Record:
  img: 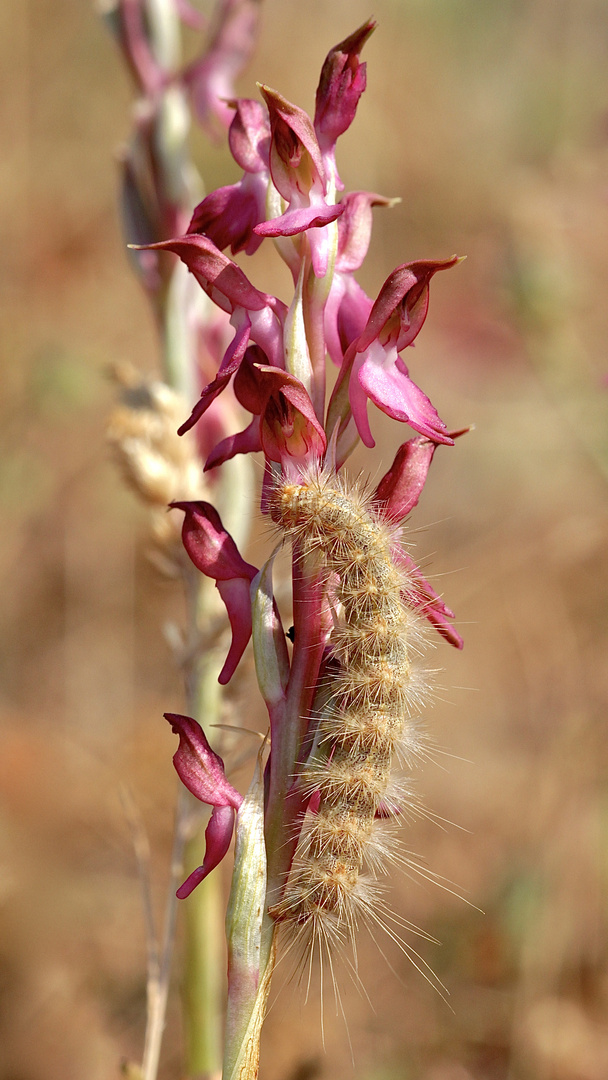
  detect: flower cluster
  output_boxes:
[146,19,464,900]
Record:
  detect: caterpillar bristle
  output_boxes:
[270,466,440,980]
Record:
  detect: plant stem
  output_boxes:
[183,831,224,1080]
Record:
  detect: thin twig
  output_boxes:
[120,784,160,993]
[141,785,192,1080]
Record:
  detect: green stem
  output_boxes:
[183,831,224,1080]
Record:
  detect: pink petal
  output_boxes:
[176,804,236,898]
[374,437,437,522]
[355,345,453,445]
[254,202,344,238]
[314,20,376,152]
[216,576,255,683]
[228,98,270,172]
[171,500,258,581]
[165,713,243,807]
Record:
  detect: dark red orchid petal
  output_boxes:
[314,20,376,151]
[357,257,460,354]
[216,576,255,683]
[231,345,269,412]
[165,713,243,808]
[187,175,266,256]
[374,425,469,511]
[374,437,438,522]
[170,503,257,680]
[171,500,258,581]
[176,804,236,898]
[204,416,263,471]
[177,315,251,436]
[139,235,273,312]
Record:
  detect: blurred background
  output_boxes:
[1,0,608,1077]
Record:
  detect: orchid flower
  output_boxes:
[328,257,460,449]
[166,713,243,898]
[187,99,271,255]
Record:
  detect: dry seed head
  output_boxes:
[107,363,205,548]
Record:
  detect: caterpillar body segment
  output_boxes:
[270,470,429,939]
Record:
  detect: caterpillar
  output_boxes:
[269,468,430,950]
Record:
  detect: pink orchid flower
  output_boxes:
[330,257,460,448]
[253,87,344,278]
[171,499,258,683]
[187,99,271,255]
[204,347,327,473]
[165,713,243,897]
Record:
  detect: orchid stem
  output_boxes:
[183,825,224,1080]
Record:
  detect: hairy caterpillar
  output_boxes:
[269,468,430,951]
